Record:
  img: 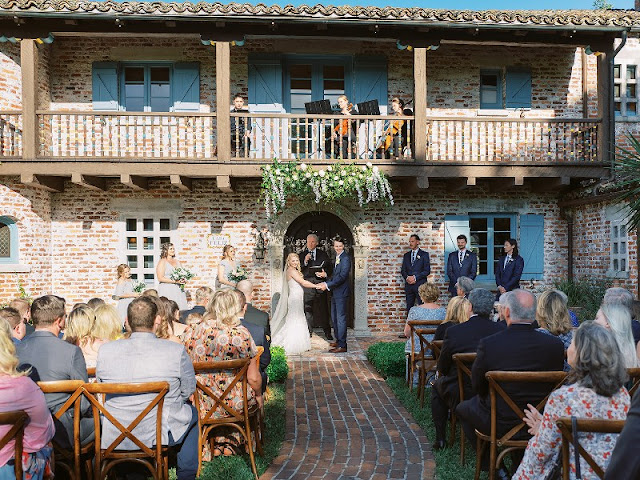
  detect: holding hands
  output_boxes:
[316,283,328,291]
[523,404,543,436]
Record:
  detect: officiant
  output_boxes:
[300,233,333,341]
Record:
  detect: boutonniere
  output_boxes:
[464,252,469,258]
[507,258,514,264]
[336,257,341,265]
[416,255,421,260]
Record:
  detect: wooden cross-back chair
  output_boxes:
[556,417,626,480]
[626,367,640,396]
[37,380,93,480]
[407,319,443,392]
[415,326,441,408]
[475,370,568,480]
[83,381,170,480]
[452,352,477,463]
[0,410,28,480]
[192,356,260,480]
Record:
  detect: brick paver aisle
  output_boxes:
[262,339,434,480]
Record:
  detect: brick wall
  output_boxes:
[0,42,21,110]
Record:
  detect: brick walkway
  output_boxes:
[261,333,434,480]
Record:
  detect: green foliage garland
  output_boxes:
[260,159,394,218]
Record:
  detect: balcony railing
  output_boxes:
[0,112,22,158]
[37,111,217,160]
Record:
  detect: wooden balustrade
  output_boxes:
[0,112,22,158]
[37,111,217,160]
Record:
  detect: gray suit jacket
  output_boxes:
[96,332,196,449]
[244,304,269,334]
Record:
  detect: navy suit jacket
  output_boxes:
[401,249,431,291]
[446,250,477,295]
[241,318,271,393]
[326,252,351,298]
[495,254,524,292]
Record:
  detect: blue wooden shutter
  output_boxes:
[506,68,532,108]
[172,63,200,112]
[248,55,284,112]
[520,214,544,280]
[353,56,388,113]
[444,215,470,281]
[92,62,119,111]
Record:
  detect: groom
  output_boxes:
[318,236,351,353]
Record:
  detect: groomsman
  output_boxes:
[300,233,333,340]
[446,234,477,297]
[400,234,431,312]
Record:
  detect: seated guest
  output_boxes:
[17,295,94,447]
[536,290,574,371]
[602,287,639,344]
[237,280,270,335]
[8,298,34,337]
[93,304,124,341]
[96,297,198,480]
[0,308,26,345]
[435,296,471,342]
[86,297,105,310]
[632,300,640,345]
[156,297,186,342]
[185,312,203,326]
[403,282,447,355]
[593,303,639,368]
[455,276,475,298]
[142,288,159,298]
[431,288,505,449]
[179,286,213,323]
[0,319,55,478]
[514,322,630,479]
[182,289,262,458]
[456,289,564,477]
[63,305,104,368]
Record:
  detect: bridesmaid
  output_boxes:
[113,264,139,323]
[156,243,188,310]
[216,245,237,290]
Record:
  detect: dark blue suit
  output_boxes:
[495,254,524,295]
[326,252,351,349]
[241,318,271,393]
[446,249,477,296]
[401,249,431,311]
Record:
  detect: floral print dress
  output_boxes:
[182,320,257,457]
[513,384,630,480]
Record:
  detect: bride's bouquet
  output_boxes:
[228,266,248,283]
[170,267,195,291]
[132,281,147,294]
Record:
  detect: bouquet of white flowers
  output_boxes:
[228,266,248,283]
[133,281,147,294]
[170,267,195,291]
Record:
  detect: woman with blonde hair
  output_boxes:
[113,263,139,322]
[0,319,55,477]
[595,303,639,368]
[64,305,105,368]
[216,244,238,290]
[155,297,185,343]
[93,304,124,341]
[182,289,262,457]
[435,296,471,341]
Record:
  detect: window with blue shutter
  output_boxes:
[354,56,388,113]
[470,214,516,281]
[248,55,284,112]
[0,216,18,264]
[519,214,544,280]
[92,62,119,111]
[443,215,470,281]
[505,68,532,109]
[172,63,200,112]
[480,69,502,109]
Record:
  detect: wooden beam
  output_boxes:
[20,173,64,192]
[71,173,106,191]
[413,47,427,163]
[531,176,570,193]
[597,49,612,169]
[446,177,476,193]
[514,176,524,186]
[216,175,233,193]
[400,176,429,194]
[216,41,231,162]
[20,40,38,160]
[120,174,148,190]
[170,174,192,191]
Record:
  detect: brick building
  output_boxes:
[0,2,637,333]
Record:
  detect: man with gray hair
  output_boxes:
[455,276,475,298]
[299,233,332,340]
[179,286,213,323]
[430,288,505,449]
[456,289,564,478]
[602,286,640,344]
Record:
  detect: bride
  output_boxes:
[271,253,320,355]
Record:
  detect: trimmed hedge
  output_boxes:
[266,345,289,383]
[366,341,406,378]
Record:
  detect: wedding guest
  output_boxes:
[72,302,89,311]
[63,305,104,368]
[185,312,203,326]
[552,289,580,328]
[216,245,238,290]
[446,234,477,297]
[435,296,471,342]
[513,322,630,479]
[536,290,573,371]
[401,234,431,313]
[602,287,640,345]
[180,286,213,323]
[495,238,524,297]
[594,303,639,368]
[8,298,34,337]
[330,94,357,159]
[157,242,188,310]
[0,319,55,478]
[0,308,25,345]
[142,288,158,298]
[93,304,124,341]
[113,264,139,322]
[182,289,261,458]
[403,282,446,355]
[455,276,475,298]
[155,297,184,343]
[87,297,105,310]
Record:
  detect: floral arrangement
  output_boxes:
[170,267,195,291]
[261,159,394,218]
[228,267,249,283]
[133,281,147,294]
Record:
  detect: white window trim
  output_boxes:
[606,206,630,279]
[614,62,638,118]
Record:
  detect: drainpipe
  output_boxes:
[610,30,628,173]
[561,208,574,282]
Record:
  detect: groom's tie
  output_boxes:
[411,251,416,265]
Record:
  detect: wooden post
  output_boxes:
[216,41,231,162]
[597,50,612,169]
[21,39,38,160]
[414,47,427,162]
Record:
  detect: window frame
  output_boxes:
[479,69,503,110]
[469,213,517,282]
[119,62,174,113]
[0,216,18,264]
[608,216,630,278]
[614,62,638,118]
[123,216,175,286]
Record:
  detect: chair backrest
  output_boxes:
[407,319,443,359]
[452,353,477,402]
[431,340,444,362]
[486,370,568,445]
[0,410,28,479]
[86,367,96,379]
[192,357,253,424]
[556,417,626,480]
[627,367,640,396]
[82,381,169,459]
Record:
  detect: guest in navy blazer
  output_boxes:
[495,238,524,298]
[401,234,431,312]
[446,234,477,297]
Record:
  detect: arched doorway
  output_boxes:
[284,211,355,328]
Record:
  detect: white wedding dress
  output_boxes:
[271,276,311,355]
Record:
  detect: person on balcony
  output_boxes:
[330,95,357,159]
[230,94,251,158]
[376,97,407,159]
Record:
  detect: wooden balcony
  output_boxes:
[0,112,22,158]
